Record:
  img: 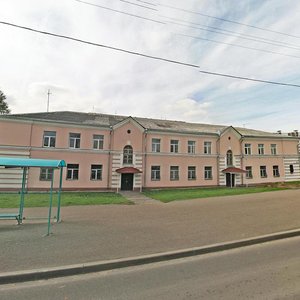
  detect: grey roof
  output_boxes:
[1,111,295,138]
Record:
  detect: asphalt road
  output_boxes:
[1,189,300,273]
[1,236,300,300]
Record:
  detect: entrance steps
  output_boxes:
[119,191,162,205]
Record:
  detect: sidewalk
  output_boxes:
[1,189,300,274]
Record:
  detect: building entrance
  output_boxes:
[121,173,134,190]
[226,173,235,187]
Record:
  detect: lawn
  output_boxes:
[0,192,131,208]
[143,186,287,203]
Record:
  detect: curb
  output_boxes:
[1,228,300,285]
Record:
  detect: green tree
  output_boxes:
[0,90,10,114]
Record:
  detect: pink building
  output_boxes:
[0,111,299,191]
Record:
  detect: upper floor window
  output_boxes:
[273,165,280,177]
[40,168,54,181]
[258,144,264,155]
[226,150,233,166]
[90,164,102,180]
[188,141,196,154]
[67,164,79,180]
[93,135,104,150]
[170,140,179,153]
[170,166,179,180]
[271,144,277,155]
[43,131,56,148]
[69,133,81,149]
[204,141,212,154]
[244,143,251,155]
[188,166,196,180]
[204,166,212,179]
[151,166,160,181]
[260,166,267,178]
[123,145,133,164]
[245,166,253,179]
[152,138,161,153]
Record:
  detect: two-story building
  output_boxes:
[0,111,299,191]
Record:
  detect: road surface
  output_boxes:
[1,236,300,299]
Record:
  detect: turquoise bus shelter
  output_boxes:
[0,157,66,235]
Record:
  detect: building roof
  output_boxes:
[222,167,247,174]
[0,111,296,139]
[116,167,142,173]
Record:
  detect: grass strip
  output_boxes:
[0,192,132,208]
[143,187,287,203]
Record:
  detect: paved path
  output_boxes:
[1,189,300,273]
[120,191,162,204]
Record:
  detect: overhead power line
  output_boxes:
[162,16,300,49]
[197,70,300,87]
[75,0,300,55]
[74,0,164,24]
[177,33,300,59]
[167,19,300,51]
[1,21,300,88]
[119,0,157,11]
[136,0,157,6]
[158,3,300,39]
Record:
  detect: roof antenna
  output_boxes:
[47,89,51,112]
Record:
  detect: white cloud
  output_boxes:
[0,0,299,132]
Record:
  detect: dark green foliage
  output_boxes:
[0,90,10,114]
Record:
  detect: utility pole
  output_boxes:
[47,89,51,112]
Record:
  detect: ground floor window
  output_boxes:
[188,166,196,180]
[40,168,53,181]
[91,164,102,180]
[67,164,79,180]
[245,166,253,179]
[204,166,212,180]
[260,166,267,178]
[170,166,179,180]
[151,166,160,181]
[290,164,294,174]
[273,165,280,177]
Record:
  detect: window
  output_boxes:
[170,166,179,180]
[69,133,81,149]
[260,166,267,178]
[123,145,133,164]
[188,141,196,154]
[90,164,102,180]
[273,165,280,177]
[93,135,104,150]
[188,166,196,180]
[226,150,233,166]
[43,131,56,147]
[244,143,251,155]
[271,144,277,155]
[152,139,161,153]
[204,166,212,179]
[40,168,53,181]
[204,141,212,154]
[245,166,253,179]
[67,164,79,180]
[170,140,179,153]
[151,166,160,181]
[290,164,294,174]
[258,144,264,155]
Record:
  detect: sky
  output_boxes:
[0,0,300,132]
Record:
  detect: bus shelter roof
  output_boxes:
[0,157,66,168]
